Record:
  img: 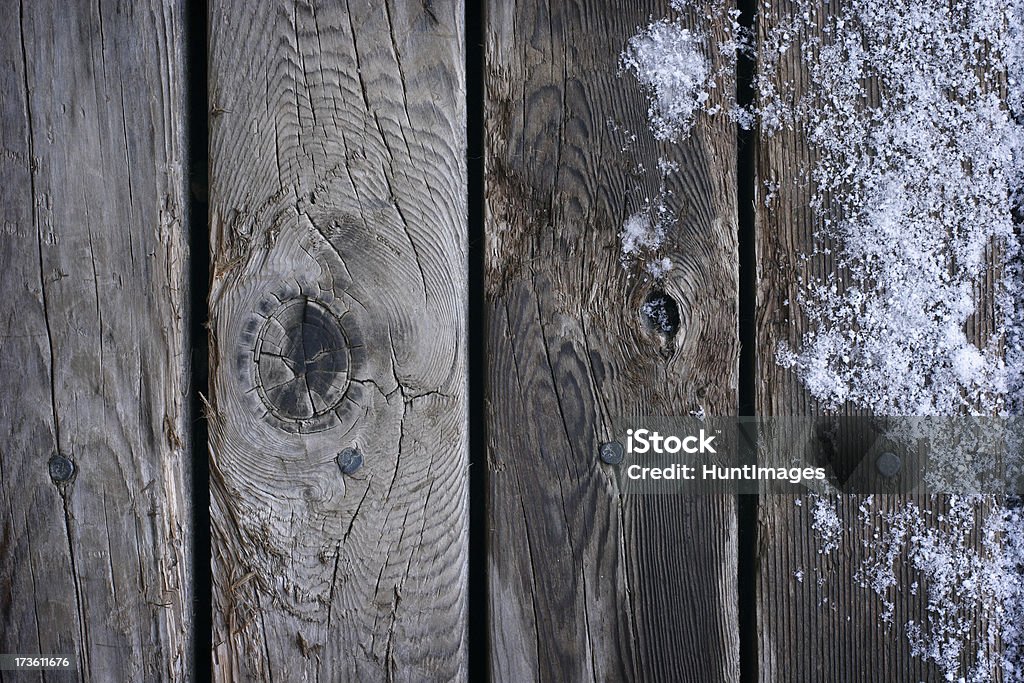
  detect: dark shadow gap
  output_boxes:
[466,0,489,680]
[736,0,759,682]
[183,0,211,677]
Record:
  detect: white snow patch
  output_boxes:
[766,0,1024,416]
[619,198,677,279]
[620,210,664,258]
[646,257,674,278]
[622,20,711,141]
[810,495,843,555]
[855,497,1024,681]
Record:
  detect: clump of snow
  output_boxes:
[620,209,665,258]
[620,201,676,279]
[646,257,674,278]
[810,494,843,555]
[622,0,752,141]
[622,20,711,141]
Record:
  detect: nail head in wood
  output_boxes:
[48,453,75,483]
[875,451,901,479]
[336,447,363,475]
[599,441,625,465]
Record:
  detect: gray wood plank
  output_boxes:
[753,2,1001,680]
[207,1,468,680]
[0,1,193,681]
[486,1,741,680]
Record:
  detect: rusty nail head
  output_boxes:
[875,451,901,479]
[337,447,363,475]
[599,441,625,465]
[48,454,75,483]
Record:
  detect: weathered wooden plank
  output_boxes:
[207,1,467,680]
[753,2,1003,680]
[0,1,193,681]
[486,1,740,680]
[750,4,939,679]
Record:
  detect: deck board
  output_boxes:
[207,1,468,680]
[485,2,741,680]
[0,2,194,680]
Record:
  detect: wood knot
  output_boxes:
[641,290,681,360]
[255,297,351,422]
[641,290,680,337]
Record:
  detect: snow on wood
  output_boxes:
[624,0,1024,679]
[622,19,712,141]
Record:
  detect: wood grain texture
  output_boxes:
[753,2,997,680]
[0,1,193,680]
[486,1,740,680]
[207,1,467,680]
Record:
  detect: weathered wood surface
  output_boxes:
[753,2,996,680]
[207,1,468,680]
[486,1,741,680]
[0,1,193,681]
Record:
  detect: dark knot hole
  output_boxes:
[641,290,680,338]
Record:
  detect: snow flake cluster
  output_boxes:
[853,498,1024,681]
[771,0,1024,417]
[621,0,750,142]
[619,202,673,278]
[622,20,711,141]
[618,0,749,281]
[810,494,842,555]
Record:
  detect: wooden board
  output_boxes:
[207,1,468,680]
[485,1,741,680]
[753,2,997,680]
[0,1,193,680]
